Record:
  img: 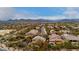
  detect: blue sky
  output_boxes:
[15,7,66,16]
[0,7,79,20]
[14,7,79,20]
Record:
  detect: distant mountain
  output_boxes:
[58,19,79,22]
[7,19,51,23]
[8,19,79,22]
[0,19,79,24]
[10,19,79,22]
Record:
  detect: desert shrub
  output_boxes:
[48,43,63,51]
[63,41,73,49]
[71,29,79,36]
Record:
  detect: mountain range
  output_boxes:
[0,19,79,24]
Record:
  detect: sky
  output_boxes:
[0,7,79,20]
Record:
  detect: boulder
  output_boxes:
[49,34,63,44]
[61,34,79,41]
[40,26,47,35]
[50,30,55,34]
[32,36,46,43]
[26,29,39,36]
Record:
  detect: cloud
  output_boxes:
[0,7,39,20]
[13,12,38,19]
[39,7,79,20]
[63,7,79,19]
[41,8,79,20]
[0,7,79,21]
[32,16,66,20]
[13,14,66,20]
[14,7,79,20]
[13,13,28,19]
[0,7,14,20]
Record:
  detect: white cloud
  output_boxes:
[13,13,38,19]
[13,14,66,20]
[0,7,39,20]
[13,13,28,19]
[0,7,14,20]
[32,16,66,20]
[63,7,79,19]
[0,7,79,21]
[40,7,79,20]
[14,7,79,20]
